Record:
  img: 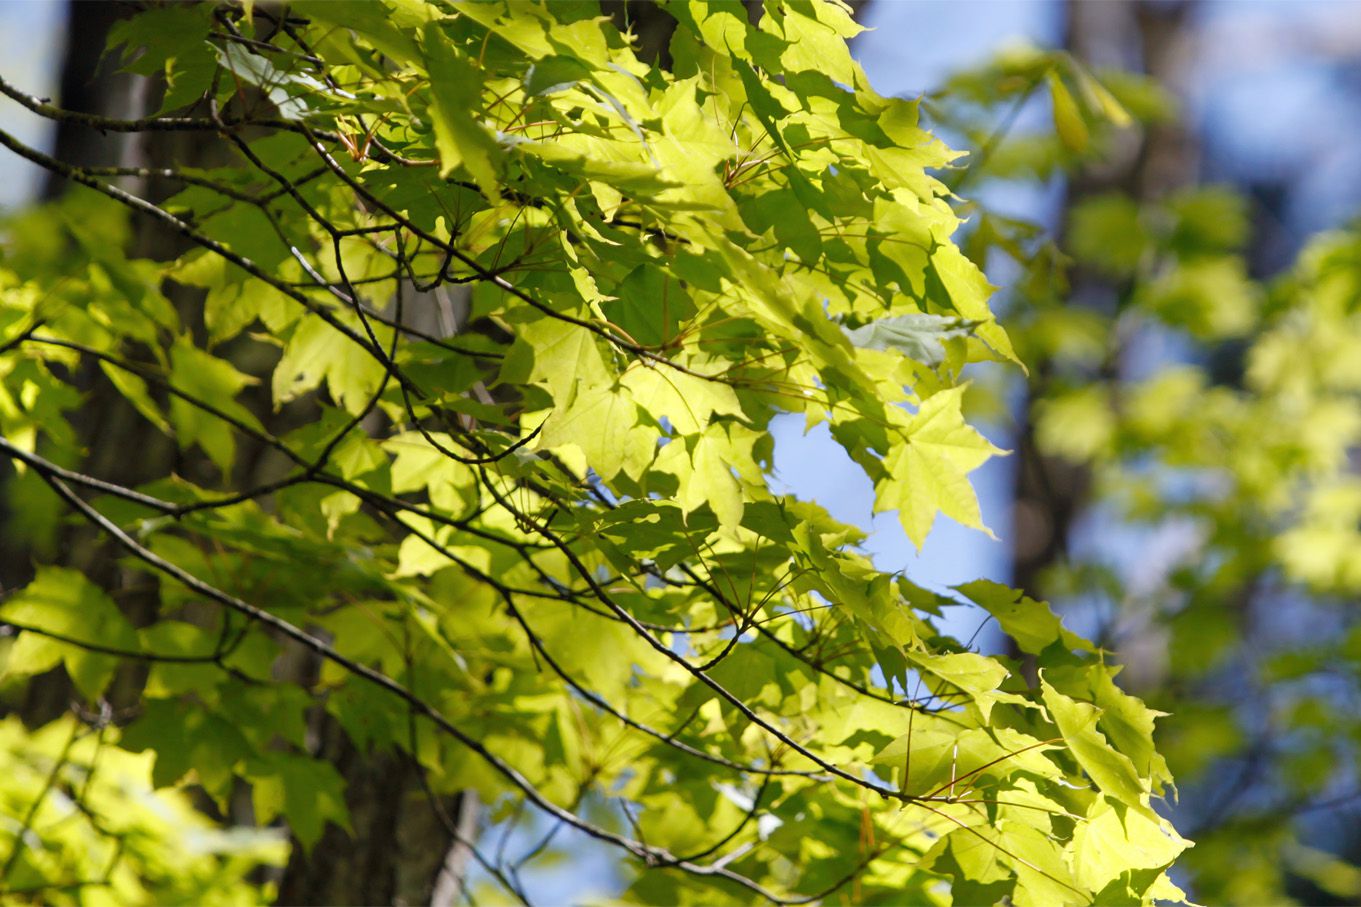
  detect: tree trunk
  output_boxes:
[1011,0,1198,596]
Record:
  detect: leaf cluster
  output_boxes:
[0,2,1186,903]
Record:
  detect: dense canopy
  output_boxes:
[0,2,1194,904]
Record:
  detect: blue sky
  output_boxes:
[0,0,63,210]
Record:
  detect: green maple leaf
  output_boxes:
[875,385,1005,549]
[422,23,501,195]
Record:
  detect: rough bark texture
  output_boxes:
[275,714,478,906]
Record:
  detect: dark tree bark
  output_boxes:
[41,1,141,201]
[275,713,479,906]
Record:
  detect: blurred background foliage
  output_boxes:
[917,4,1361,904]
[2,1,1361,904]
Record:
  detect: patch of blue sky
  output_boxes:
[0,1,64,211]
